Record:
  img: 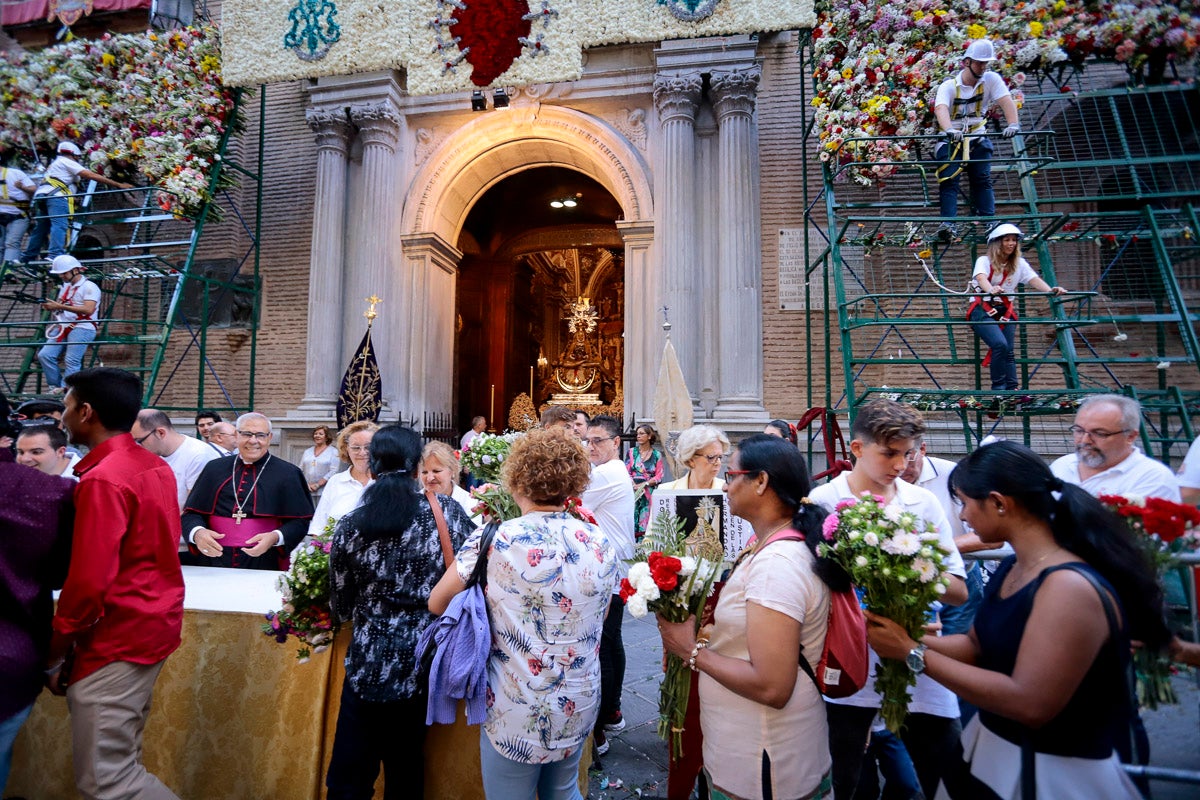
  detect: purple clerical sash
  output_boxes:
[208,515,281,549]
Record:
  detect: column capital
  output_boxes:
[652,74,702,123]
[710,67,761,121]
[305,107,353,153]
[350,102,402,151]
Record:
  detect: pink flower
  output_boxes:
[822,513,840,541]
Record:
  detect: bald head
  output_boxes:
[209,421,236,452]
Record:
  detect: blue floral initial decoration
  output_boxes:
[284,0,341,62]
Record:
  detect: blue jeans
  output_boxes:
[0,212,27,263]
[479,733,585,800]
[855,728,923,800]
[38,324,97,388]
[940,562,985,636]
[936,137,995,218]
[21,194,70,262]
[968,305,1017,390]
[0,703,34,794]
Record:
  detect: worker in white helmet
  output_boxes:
[933,39,1021,240]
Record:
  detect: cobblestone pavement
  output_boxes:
[587,611,1200,800]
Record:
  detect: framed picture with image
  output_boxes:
[648,489,753,564]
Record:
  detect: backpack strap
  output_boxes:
[466,521,500,589]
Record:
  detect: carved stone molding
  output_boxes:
[710,67,762,121]
[610,107,648,152]
[652,74,702,123]
[305,108,353,153]
[349,102,402,151]
[413,127,444,166]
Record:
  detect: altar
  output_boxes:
[7,567,587,799]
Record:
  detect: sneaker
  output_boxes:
[603,710,626,734]
[594,730,609,756]
[936,223,957,243]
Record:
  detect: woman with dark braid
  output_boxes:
[866,441,1168,799]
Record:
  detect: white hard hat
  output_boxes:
[57,141,81,156]
[964,39,997,62]
[49,254,83,275]
[987,223,1023,242]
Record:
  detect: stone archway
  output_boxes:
[400,104,656,422]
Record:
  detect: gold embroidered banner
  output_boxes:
[221,0,814,93]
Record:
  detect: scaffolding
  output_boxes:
[801,43,1200,460]
[0,88,264,416]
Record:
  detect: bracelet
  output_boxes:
[688,640,709,672]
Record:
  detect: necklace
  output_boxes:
[754,520,793,551]
[1006,547,1062,589]
[231,454,271,524]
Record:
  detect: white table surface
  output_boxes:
[180,565,285,614]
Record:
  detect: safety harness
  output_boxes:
[0,167,31,213]
[966,263,1017,368]
[49,278,95,342]
[936,79,989,184]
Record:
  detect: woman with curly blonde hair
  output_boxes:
[430,429,618,800]
[308,420,379,538]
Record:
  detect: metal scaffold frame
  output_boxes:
[797,35,1200,459]
[0,87,265,417]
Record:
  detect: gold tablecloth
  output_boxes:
[8,571,587,799]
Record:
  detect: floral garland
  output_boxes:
[0,26,238,218]
[811,0,1200,185]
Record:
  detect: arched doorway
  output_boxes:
[456,167,625,430]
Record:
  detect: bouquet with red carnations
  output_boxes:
[263,520,338,662]
[1099,494,1200,708]
[619,514,721,758]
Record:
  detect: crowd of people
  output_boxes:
[2,373,1200,800]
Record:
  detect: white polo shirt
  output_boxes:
[1175,438,1200,492]
[583,457,636,589]
[810,474,967,719]
[1050,449,1181,502]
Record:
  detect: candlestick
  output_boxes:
[490,384,495,431]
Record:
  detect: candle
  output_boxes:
[490,385,495,430]
[530,366,534,398]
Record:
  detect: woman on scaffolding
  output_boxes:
[967,223,1066,390]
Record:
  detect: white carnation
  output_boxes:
[863,532,879,547]
[626,594,649,618]
[677,556,697,578]
[855,555,868,567]
[637,581,661,602]
[629,562,651,585]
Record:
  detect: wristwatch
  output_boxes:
[905,643,928,675]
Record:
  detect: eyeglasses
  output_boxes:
[347,445,370,453]
[725,469,756,479]
[584,436,617,447]
[237,431,271,441]
[133,431,156,445]
[1069,425,1130,441]
[698,453,726,464]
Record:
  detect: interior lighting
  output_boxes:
[493,88,510,109]
[550,199,564,208]
[471,90,486,112]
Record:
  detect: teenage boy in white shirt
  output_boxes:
[809,399,968,800]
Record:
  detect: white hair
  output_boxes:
[676,424,730,466]
[235,412,273,434]
[1078,394,1141,433]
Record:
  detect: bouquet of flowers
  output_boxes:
[619,513,722,758]
[818,492,951,732]
[262,520,337,663]
[1099,493,1200,708]
[470,481,522,524]
[459,431,522,484]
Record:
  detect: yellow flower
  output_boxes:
[101,53,115,68]
[918,249,933,259]
[1029,21,1043,37]
[842,66,854,80]
[1054,0,1066,10]
[912,10,925,20]
[967,24,987,40]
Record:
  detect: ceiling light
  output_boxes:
[562,198,577,208]
[493,88,510,109]
[471,90,486,112]
[550,200,564,208]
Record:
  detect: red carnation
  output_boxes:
[619,578,636,602]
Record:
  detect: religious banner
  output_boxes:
[0,0,146,27]
[219,0,815,93]
[335,296,384,429]
[648,489,752,565]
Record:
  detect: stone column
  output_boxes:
[400,233,462,416]
[296,108,352,413]
[711,67,768,418]
[618,220,655,423]
[652,74,702,406]
[348,102,403,412]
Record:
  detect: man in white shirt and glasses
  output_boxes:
[1050,394,1180,501]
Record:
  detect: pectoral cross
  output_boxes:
[232,507,246,525]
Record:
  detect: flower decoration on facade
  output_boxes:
[811,0,1199,185]
[284,0,342,62]
[659,0,721,23]
[429,0,557,85]
[0,26,238,219]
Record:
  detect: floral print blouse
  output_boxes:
[455,510,617,764]
[330,492,473,702]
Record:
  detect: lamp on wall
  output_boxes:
[471,90,487,112]
[493,88,510,109]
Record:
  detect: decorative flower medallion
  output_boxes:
[284,0,342,62]
[659,0,721,22]
[430,0,556,86]
[47,0,94,27]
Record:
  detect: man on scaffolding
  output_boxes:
[934,39,1021,241]
[20,141,132,265]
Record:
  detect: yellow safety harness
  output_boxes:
[936,80,988,184]
[0,167,31,212]
[41,176,75,216]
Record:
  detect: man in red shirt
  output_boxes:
[47,367,184,800]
